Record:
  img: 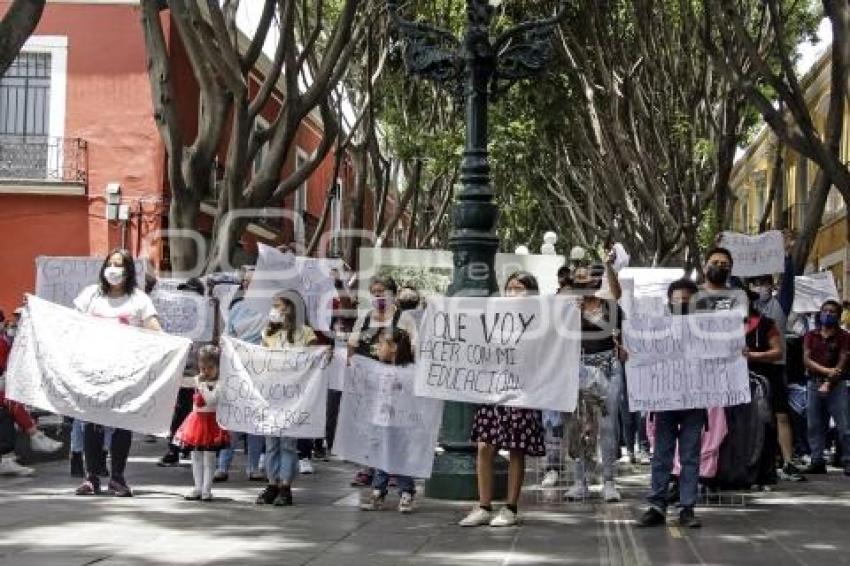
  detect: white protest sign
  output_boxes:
[246,244,341,331]
[6,295,190,435]
[623,313,749,411]
[721,231,785,277]
[358,247,566,302]
[414,295,581,411]
[334,356,443,478]
[150,289,215,341]
[793,271,840,313]
[36,256,147,308]
[618,268,685,317]
[217,336,330,437]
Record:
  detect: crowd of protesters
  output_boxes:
[2,234,849,531]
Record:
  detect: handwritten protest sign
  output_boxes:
[334,356,443,478]
[245,244,341,331]
[414,295,581,411]
[150,289,215,341]
[618,268,686,317]
[793,271,840,313]
[36,256,147,308]
[217,336,330,437]
[623,313,749,411]
[721,231,785,277]
[6,295,190,435]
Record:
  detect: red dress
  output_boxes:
[173,390,230,451]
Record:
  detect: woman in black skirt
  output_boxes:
[459,272,546,528]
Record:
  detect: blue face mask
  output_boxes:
[820,313,839,328]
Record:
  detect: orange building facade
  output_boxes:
[0,1,390,314]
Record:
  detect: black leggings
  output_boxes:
[168,388,194,446]
[84,424,131,482]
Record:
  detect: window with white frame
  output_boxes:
[294,149,308,246]
[0,36,67,182]
[332,176,343,233]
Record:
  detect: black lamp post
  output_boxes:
[388,0,566,499]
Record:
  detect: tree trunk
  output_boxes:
[760,145,784,232]
[168,193,201,275]
[344,144,369,269]
[0,0,45,76]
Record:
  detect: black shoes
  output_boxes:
[636,507,666,527]
[273,486,293,506]
[157,451,180,467]
[678,508,702,529]
[256,485,279,505]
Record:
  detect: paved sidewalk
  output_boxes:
[2,440,850,565]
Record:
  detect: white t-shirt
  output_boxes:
[73,284,158,328]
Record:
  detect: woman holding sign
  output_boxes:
[255,291,318,507]
[459,272,545,528]
[564,254,624,504]
[72,249,161,497]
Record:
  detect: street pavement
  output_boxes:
[2,440,850,565]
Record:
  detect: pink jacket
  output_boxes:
[646,407,728,478]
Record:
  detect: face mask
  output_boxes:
[6,327,16,338]
[669,303,691,316]
[820,313,839,328]
[705,265,730,286]
[750,286,771,302]
[573,280,601,290]
[372,296,389,311]
[268,308,283,324]
[103,266,125,286]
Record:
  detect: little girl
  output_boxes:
[360,327,416,514]
[174,345,230,501]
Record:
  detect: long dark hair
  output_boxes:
[267,290,308,345]
[379,327,414,366]
[505,271,539,295]
[99,248,137,296]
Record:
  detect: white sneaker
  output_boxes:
[29,431,62,453]
[565,480,588,501]
[637,450,651,465]
[398,492,414,514]
[0,457,34,477]
[489,507,518,527]
[299,459,314,474]
[602,480,621,503]
[541,469,559,487]
[459,506,493,527]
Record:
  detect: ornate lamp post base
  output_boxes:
[389,0,565,500]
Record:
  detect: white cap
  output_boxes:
[570,246,586,261]
[543,231,557,245]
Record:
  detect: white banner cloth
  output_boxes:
[335,356,443,478]
[6,295,190,435]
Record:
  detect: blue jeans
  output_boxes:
[372,469,415,496]
[647,409,705,513]
[807,381,850,466]
[265,436,298,484]
[218,433,264,474]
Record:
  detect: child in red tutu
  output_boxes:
[174,345,230,501]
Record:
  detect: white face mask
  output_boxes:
[268,308,283,324]
[104,266,125,286]
[6,327,16,338]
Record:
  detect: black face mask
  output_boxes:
[705,265,730,286]
[670,303,691,316]
[572,280,601,290]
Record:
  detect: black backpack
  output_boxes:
[353,310,402,360]
[714,373,774,489]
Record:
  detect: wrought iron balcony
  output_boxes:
[0,136,88,185]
